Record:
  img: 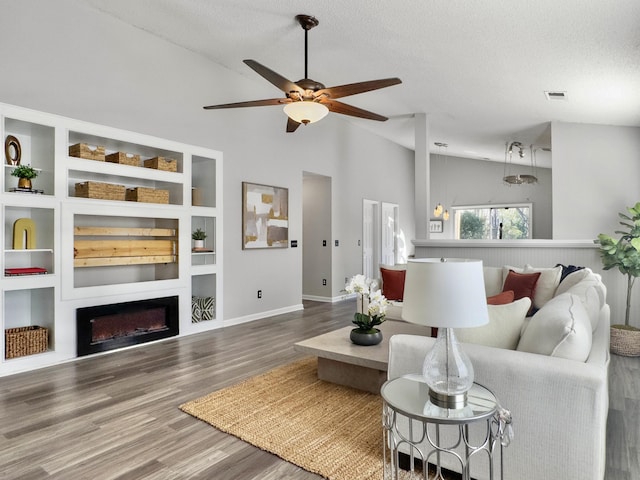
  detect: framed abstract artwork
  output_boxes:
[242,182,289,249]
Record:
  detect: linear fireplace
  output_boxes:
[76,296,179,356]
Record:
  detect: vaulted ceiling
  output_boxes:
[83,0,640,168]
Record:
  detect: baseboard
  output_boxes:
[302,294,353,303]
[223,304,304,327]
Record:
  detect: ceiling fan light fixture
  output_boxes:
[283,101,329,125]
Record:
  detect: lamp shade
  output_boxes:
[283,101,329,124]
[402,258,489,328]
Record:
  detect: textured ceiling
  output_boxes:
[82,0,640,167]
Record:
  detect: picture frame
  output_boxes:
[242,182,289,249]
[429,219,443,233]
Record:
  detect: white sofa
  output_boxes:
[385,264,610,480]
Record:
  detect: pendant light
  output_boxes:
[503,141,538,185]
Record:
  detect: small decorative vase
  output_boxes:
[350,328,383,346]
[18,178,31,189]
[194,239,204,249]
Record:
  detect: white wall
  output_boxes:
[430,155,553,239]
[0,0,415,321]
[552,121,640,240]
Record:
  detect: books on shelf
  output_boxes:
[192,248,214,253]
[5,267,48,276]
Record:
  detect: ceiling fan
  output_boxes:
[203,14,402,132]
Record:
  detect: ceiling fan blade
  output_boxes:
[203,98,290,110]
[244,60,305,95]
[316,78,402,100]
[322,99,388,121]
[286,117,301,133]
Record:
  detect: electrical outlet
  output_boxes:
[322,240,327,247]
[257,290,262,299]
[322,279,327,286]
[345,277,348,284]
[358,239,361,246]
[335,240,339,246]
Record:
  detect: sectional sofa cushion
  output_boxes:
[516,292,592,361]
[455,297,531,350]
[556,270,606,331]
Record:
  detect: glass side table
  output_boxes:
[381,374,508,480]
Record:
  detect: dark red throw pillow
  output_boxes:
[487,290,515,305]
[380,267,406,301]
[502,270,540,315]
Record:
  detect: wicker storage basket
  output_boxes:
[5,326,49,359]
[105,152,140,166]
[143,156,177,172]
[125,187,169,204]
[75,181,126,201]
[610,325,640,356]
[69,143,106,161]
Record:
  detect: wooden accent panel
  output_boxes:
[74,255,176,267]
[73,226,177,267]
[74,226,176,237]
[74,240,174,258]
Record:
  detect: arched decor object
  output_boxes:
[5,135,21,165]
[13,218,36,249]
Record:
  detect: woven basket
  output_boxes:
[69,143,106,161]
[143,156,177,172]
[125,187,169,204]
[105,152,140,166]
[610,325,640,356]
[75,181,126,201]
[5,326,49,359]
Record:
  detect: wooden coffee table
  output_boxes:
[293,320,432,393]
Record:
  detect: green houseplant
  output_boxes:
[192,228,207,250]
[11,164,38,189]
[597,202,640,355]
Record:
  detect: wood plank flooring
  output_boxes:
[0,299,637,479]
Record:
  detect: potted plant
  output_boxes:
[597,201,640,356]
[344,274,389,346]
[192,228,207,249]
[11,164,38,190]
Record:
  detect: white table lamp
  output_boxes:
[402,258,489,409]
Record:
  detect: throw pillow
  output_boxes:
[554,268,593,296]
[455,297,531,350]
[523,264,563,309]
[563,276,606,331]
[555,263,586,282]
[502,270,541,313]
[487,290,515,305]
[380,267,406,301]
[516,293,592,362]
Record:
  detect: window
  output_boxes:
[453,204,532,240]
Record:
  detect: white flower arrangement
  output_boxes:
[345,274,389,331]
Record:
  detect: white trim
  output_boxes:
[223,304,304,327]
[413,239,597,249]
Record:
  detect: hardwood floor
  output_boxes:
[0,299,637,479]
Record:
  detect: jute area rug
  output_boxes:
[180,357,385,479]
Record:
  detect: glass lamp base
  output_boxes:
[429,388,468,409]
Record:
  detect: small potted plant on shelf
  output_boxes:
[344,274,389,346]
[192,228,207,250]
[11,164,38,190]
[597,201,640,356]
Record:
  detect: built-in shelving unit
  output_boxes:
[0,102,223,376]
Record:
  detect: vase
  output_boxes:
[350,328,383,346]
[18,178,31,189]
[194,239,204,249]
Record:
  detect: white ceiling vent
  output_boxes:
[544,91,568,101]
